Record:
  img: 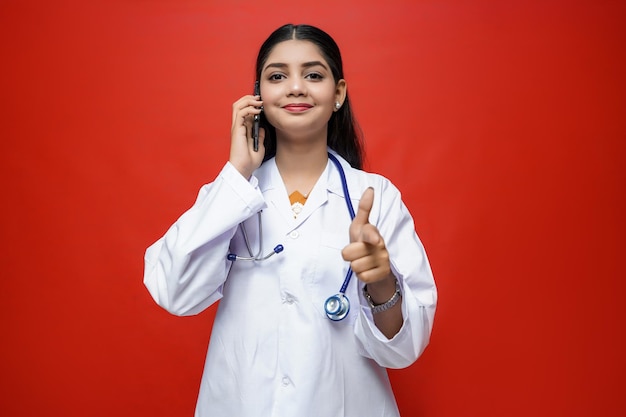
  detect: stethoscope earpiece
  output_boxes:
[227,244,283,262]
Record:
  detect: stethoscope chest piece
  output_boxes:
[324,293,350,321]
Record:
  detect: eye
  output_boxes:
[268,73,285,81]
[305,72,324,81]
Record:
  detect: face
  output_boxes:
[260,40,346,141]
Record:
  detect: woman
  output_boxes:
[144,23,437,417]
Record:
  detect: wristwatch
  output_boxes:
[363,280,402,314]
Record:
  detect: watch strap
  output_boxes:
[363,280,402,314]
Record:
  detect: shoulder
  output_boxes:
[329,151,404,213]
[252,157,280,191]
[343,162,401,200]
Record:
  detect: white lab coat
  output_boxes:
[144,149,437,417]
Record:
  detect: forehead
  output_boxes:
[263,40,328,69]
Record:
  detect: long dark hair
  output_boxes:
[255,24,364,169]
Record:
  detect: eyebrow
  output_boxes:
[263,60,329,72]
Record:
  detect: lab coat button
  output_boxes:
[289,230,299,239]
[282,376,290,386]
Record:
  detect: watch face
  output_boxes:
[362,286,376,308]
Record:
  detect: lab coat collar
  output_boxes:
[325,148,354,199]
[254,148,354,229]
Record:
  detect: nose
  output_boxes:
[287,78,306,96]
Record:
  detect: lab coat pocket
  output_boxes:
[306,231,357,324]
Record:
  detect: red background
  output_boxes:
[1,1,625,416]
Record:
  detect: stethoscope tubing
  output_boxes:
[226,211,284,261]
[327,153,356,295]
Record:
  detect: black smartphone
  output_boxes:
[253,80,260,152]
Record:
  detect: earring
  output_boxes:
[335,102,341,110]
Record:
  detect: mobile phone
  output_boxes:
[253,80,260,152]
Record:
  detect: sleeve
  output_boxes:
[143,162,266,316]
[353,178,437,369]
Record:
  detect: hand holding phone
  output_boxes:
[253,81,260,152]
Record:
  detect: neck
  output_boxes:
[275,142,328,196]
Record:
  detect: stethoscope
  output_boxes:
[227,153,356,321]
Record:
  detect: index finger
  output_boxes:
[352,187,374,226]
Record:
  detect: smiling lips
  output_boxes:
[283,103,313,112]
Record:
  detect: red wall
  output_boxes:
[1,1,625,416]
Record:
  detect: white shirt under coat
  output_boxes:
[144,149,437,417]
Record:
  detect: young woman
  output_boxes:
[144,24,437,417]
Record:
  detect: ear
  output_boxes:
[334,79,347,108]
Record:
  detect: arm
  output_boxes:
[143,162,265,316]
[348,181,437,368]
[144,92,268,316]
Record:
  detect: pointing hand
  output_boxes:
[342,188,392,284]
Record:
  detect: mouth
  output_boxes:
[282,103,313,113]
